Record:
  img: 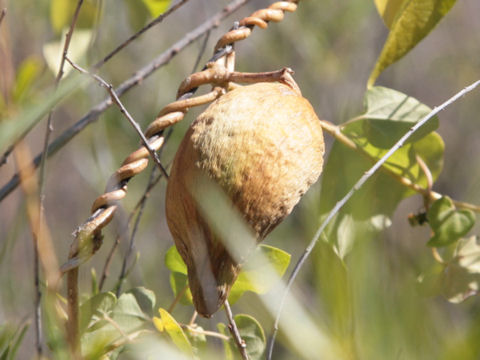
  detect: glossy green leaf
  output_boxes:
[169,272,193,305]
[427,197,475,247]
[374,0,408,28]
[156,308,194,356]
[142,0,171,17]
[165,245,187,275]
[228,244,291,303]
[368,0,457,86]
[217,315,266,360]
[342,123,444,191]
[350,86,438,148]
[165,246,193,305]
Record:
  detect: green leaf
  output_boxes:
[374,0,408,28]
[368,0,457,87]
[124,0,150,30]
[320,98,444,256]
[50,0,99,33]
[165,245,187,275]
[79,292,117,334]
[111,293,148,332]
[11,57,42,104]
[156,308,194,356]
[351,86,438,148]
[217,323,235,360]
[0,322,29,360]
[169,272,193,305]
[217,315,266,360]
[228,244,291,303]
[0,73,86,154]
[142,0,171,17]
[442,236,480,303]
[419,237,480,303]
[127,287,156,317]
[427,197,475,247]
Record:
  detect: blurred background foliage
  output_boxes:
[0,0,480,358]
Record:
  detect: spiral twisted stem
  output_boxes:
[64,0,301,272]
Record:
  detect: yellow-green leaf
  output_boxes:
[50,0,99,33]
[228,244,291,304]
[12,57,42,104]
[368,0,457,87]
[142,0,171,17]
[157,308,194,356]
[374,0,408,28]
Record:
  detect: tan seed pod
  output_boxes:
[166,81,324,317]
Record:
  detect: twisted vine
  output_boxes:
[64,0,302,353]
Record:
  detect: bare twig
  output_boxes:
[416,154,434,210]
[191,31,211,73]
[0,8,6,27]
[188,311,198,326]
[182,324,230,341]
[0,0,186,166]
[93,0,190,68]
[224,300,249,360]
[66,56,169,178]
[35,1,85,356]
[115,168,156,296]
[0,0,251,203]
[267,79,480,359]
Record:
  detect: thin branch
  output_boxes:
[115,168,156,296]
[188,311,198,326]
[318,120,480,213]
[267,79,480,359]
[12,141,62,358]
[65,56,169,178]
[93,0,190,69]
[0,8,6,27]
[224,300,249,360]
[0,0,251,203]
[35,1,85,356]
[0,0,186,166]
[191,31,211,73]
[181,324,230,341]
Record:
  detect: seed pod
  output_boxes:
[166,82,324,317]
